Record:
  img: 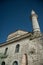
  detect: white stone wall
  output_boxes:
[0,37,43,65]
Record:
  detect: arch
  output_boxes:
[21,54,28,65]
[13,61,18,65]
[15,44,20,53]
[24,54,28,65]
[1,61,5,65]
[4,47,8,55]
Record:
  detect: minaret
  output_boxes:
[31,10,40,34]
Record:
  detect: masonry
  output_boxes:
[0,10,43,65]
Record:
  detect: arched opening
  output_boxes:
[25,54,28,65]
[21,54,28,65]
[1,61,5,65]
[15,44,20,53]
[4,47,8,55]
[13,61,18,65]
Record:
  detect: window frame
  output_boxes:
[15,44,20,53]
[13,61,18,65]
[4,47,8,55]
[1,61,5,65]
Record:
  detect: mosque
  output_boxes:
[0,10,43,65]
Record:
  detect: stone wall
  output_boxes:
[0,37,43,65]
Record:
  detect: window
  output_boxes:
[1,61,5,65]
[21,54,28,65]
[15,44,20,53]
[13,61,18,65]
[25,54,28,65]
[4,47,8,55]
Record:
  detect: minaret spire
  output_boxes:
[31,10,40,33]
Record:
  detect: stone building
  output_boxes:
[0,10,43,65]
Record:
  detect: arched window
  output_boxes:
[15,44,20,53]
[25,54,28,65]
[4,47,8,55]
[21,54,28,65]
[13,61,18,65]
[1,61,5,65]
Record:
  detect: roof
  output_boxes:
[7,30,28,41]
[0,30,42,47]
[0,30,32,47]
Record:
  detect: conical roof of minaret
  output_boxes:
[31,10,38,18]
[31,10,35,15]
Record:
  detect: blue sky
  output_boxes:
[0,0,43,43]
